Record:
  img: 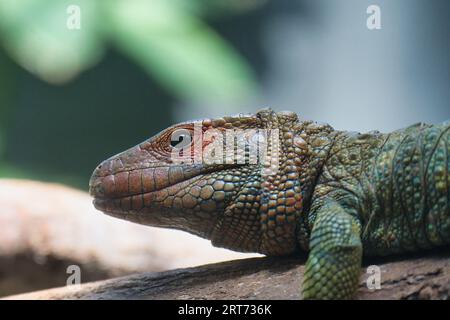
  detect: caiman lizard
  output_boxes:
[89,108,450,299]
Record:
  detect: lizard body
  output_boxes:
[89,109,450,299]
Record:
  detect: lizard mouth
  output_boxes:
[90,173,203,215]
[89,160,242,216]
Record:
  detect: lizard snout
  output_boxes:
[89,159,112,198]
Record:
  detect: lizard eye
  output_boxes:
[170,129,192,149]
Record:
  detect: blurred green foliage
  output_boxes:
[0,0,258,101]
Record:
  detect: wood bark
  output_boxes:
[5,248,450,300]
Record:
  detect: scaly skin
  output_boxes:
[89,109,450,299]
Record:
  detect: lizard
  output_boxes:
[89,108,450,299]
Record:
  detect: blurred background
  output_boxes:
[0,0,449,297]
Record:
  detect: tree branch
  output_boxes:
[5,248,450,300]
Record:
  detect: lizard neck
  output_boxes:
[210,116,337,256]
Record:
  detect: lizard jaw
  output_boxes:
[90,172,219,235]
[89,162,239,238]
[90,172,204,216]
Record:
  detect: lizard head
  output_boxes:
[89,108,333,255]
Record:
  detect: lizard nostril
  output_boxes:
[93,159,113,177]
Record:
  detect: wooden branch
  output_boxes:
[5,248,450,300]
[0,179,258,297]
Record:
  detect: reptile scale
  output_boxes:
[89,108,450,299]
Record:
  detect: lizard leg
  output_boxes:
[302,199,362,299]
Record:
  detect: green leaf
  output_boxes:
[0,0,104,84]
[104,0,257,102]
